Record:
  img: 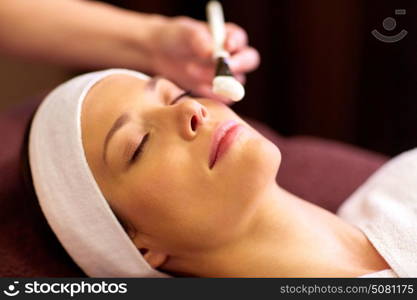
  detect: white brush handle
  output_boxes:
[206,1,229,59]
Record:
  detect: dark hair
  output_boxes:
[20,113,36,203]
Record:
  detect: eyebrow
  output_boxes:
[102,77,161,164]
[103,113,131,163]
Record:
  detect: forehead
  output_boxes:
[81,74,148,174]
[82,74,147,141]
[83,74,147,115]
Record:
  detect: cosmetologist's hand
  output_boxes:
[149,16,260,104]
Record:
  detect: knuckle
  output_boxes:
[174,16,193,24]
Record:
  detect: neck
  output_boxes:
[166,183,389,277]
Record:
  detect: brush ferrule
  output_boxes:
[215,57,233,76]
[213,49,230,60]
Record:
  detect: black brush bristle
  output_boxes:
[215,57,233,76]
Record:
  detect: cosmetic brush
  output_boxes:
[206,1,245,101]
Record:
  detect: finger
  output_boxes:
[185,61,215,83]
[228,46,260,74]
[234,73,246,85]
[190,27,213,59]
[224,23,248,54]
[178,17,213,59]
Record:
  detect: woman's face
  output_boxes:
[81,74,280,257]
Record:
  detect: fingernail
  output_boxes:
[229,39,237,50]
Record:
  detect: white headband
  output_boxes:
[29,69,169,277]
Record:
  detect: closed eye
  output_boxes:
[130,133,150,164]
[129,91,191,165]
[171,90,191,105]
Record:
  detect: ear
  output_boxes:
[125,226,136,240]
[132,235,168,269]
[141,249,168,268]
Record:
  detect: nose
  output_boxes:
[176,99,209,140]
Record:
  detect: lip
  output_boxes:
[209,120,243,169]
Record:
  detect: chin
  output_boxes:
[210,137,281,244]
[227,133,281,201]
[247,136,280,183]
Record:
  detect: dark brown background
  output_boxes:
[1,0,415,156]
[104,0,416,156]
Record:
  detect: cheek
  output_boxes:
[122,130,281,251]
[124,158,211,247]
[126,160,252,251]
